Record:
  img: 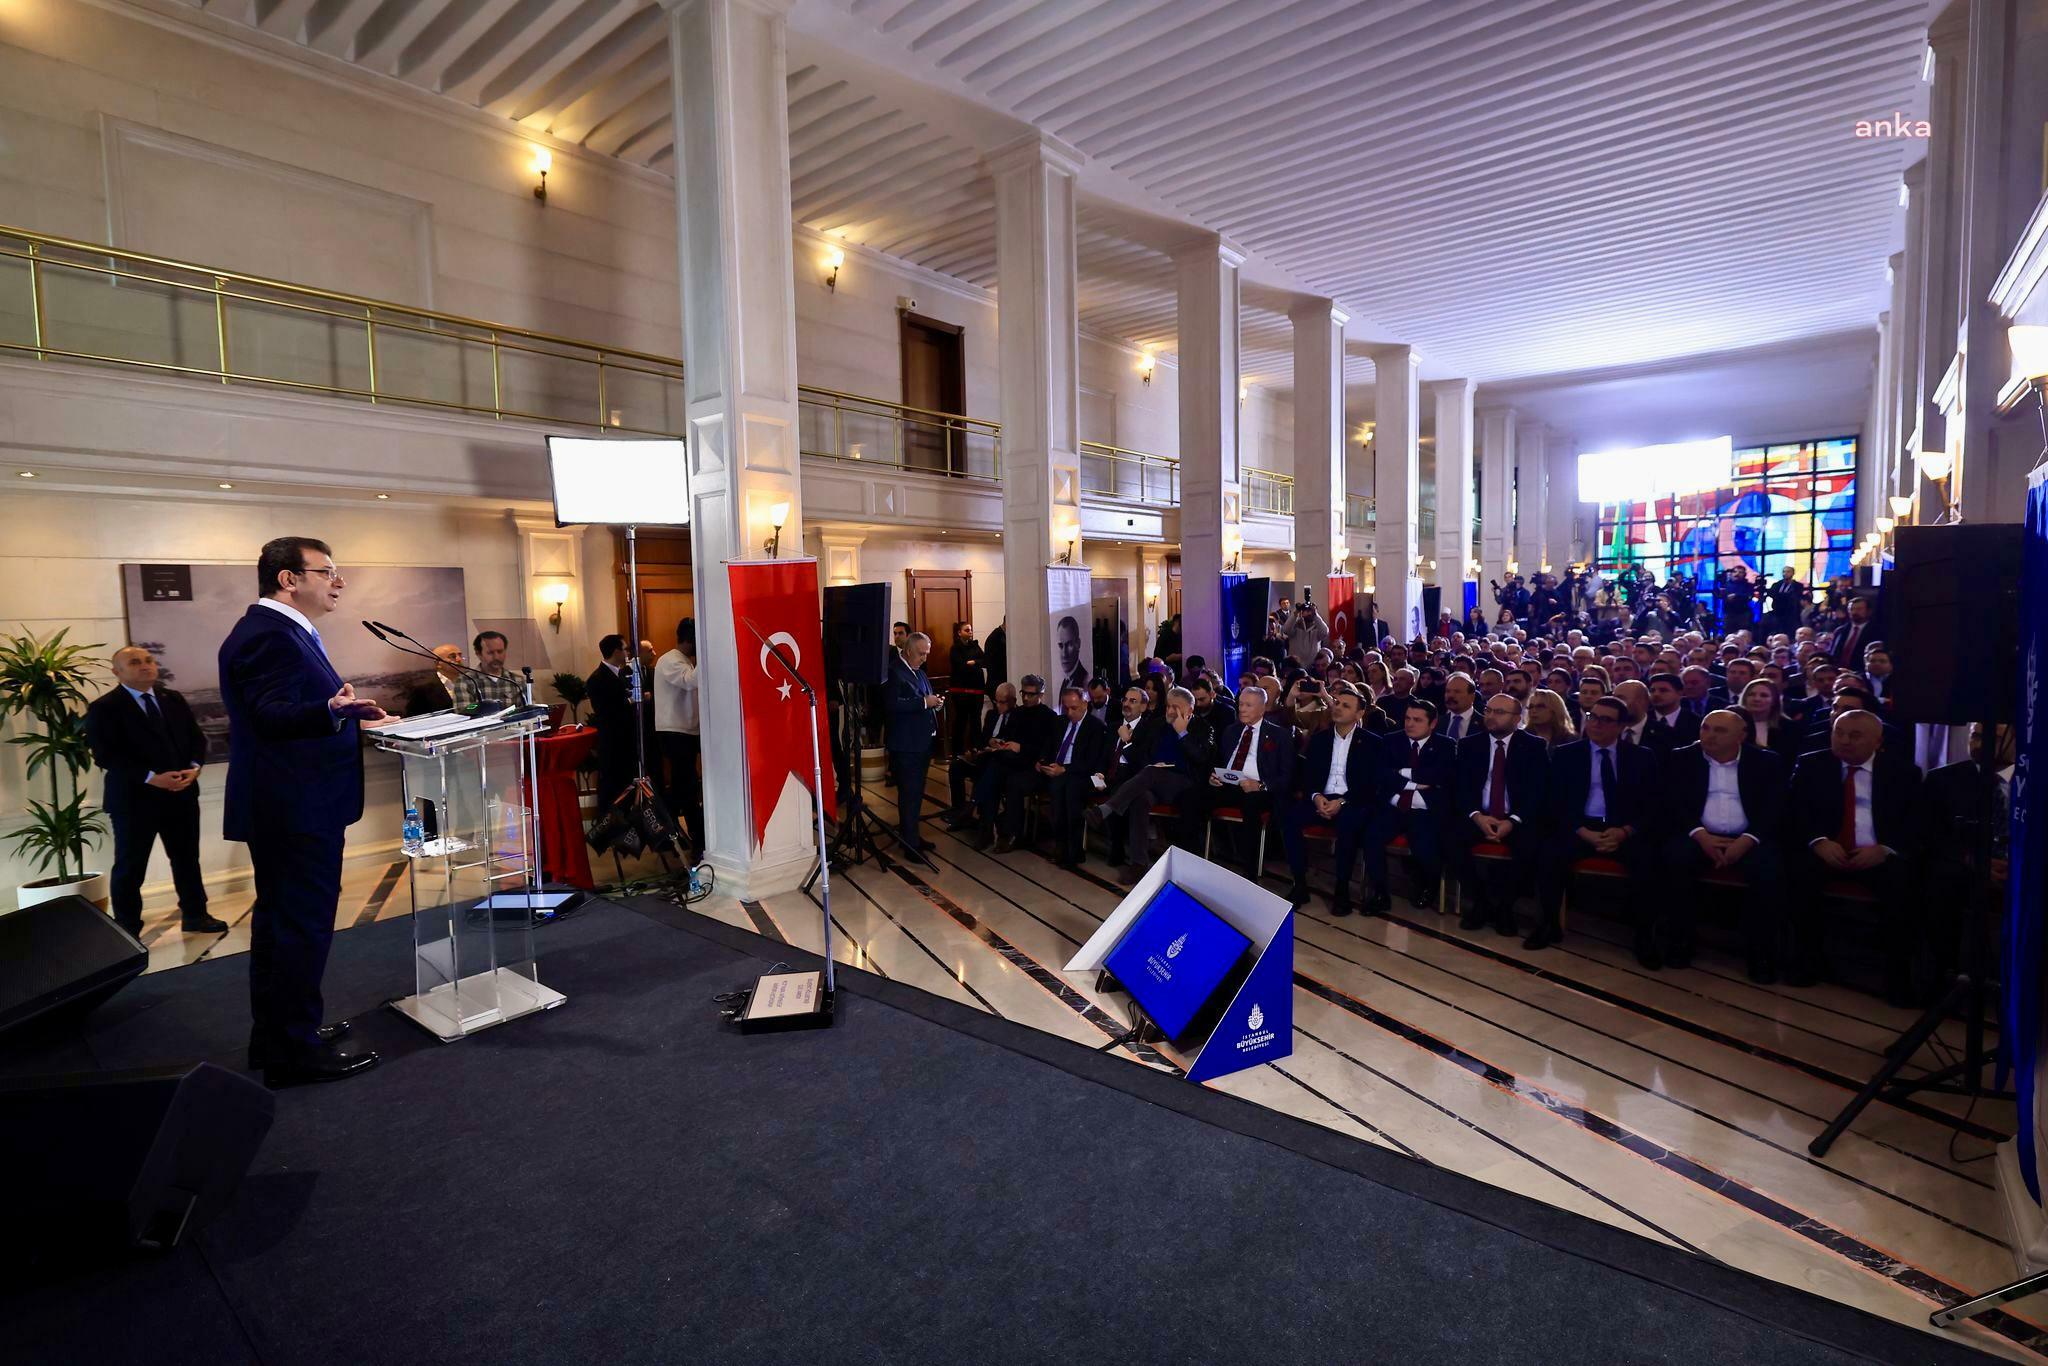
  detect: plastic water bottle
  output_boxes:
[403,801,424,855]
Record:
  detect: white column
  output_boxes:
[1290,299,1348,585]
[1865,301,1895,538]
[1428,379,1476,586]
[1371,345,1422,638]
[660,0,805,896]
[1891,168,1925,502]
[1175,235,1244,665]
[1477,407,1516,596]
[1513,416,1548,574]
[1955,0,2017,523]
[1914,10,1967,517]
[991,133,1084,684]
[1545,429,1577,572]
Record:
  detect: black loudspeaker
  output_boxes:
[1887,524,2024,726]
[0,1062,274,1260]
[824,582,892,685]
[0,895,146,1043]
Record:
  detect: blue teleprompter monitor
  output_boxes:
[1101,881,1253,1043]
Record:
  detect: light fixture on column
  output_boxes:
[1914,447,1956,520]
[530,146,552,203]
[1238,383,1249,405]
[1222,526,1244,573]
[1138,348,1154,385]
[1505,559,1519,575]
[823,244,843,293]
[542,581,571,633]
[763,500,790,557]
[1888,493,1913,519]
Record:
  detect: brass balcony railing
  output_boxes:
[798,385,999,480]
[1080,440,1179,505]
[1243,466,1293,516]
[0,223,686,437]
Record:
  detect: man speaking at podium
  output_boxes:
[220,536,386,1087]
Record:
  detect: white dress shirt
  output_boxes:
[1442,708,1474,743]
[1843,759,1877,849]
[1697,754,1749,837]
[654,648,700,734]
[1236,724,1263,784]
[1321,726,1355,798]
[124,684,195,784]
[1392,736,1430,810]
[255,598,343,728]
[1474,736,1519,823]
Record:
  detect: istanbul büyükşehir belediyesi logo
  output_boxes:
[1248,1003,1265,1030]
[1165,932,1186,959]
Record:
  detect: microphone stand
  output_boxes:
[362,621,528,711]
[740,615,835,1002]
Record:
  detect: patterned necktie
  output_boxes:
[1231,726,1255,770]
[1488,739,1510,818]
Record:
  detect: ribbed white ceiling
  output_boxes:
[180,0,1928,391]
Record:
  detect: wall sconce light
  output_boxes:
[1059,533,1080,566]
[1222,526,1244,573]
[542,581,571,633]
[823,244,843,293]
[1144,582,1160,604]
[530,146,552,204]
[1287,551,1297,563]
[1913,448,1954,481]
[1875,516,1896,535]
[1888,494,1913,519]
[764,500,790,557]
[1238,384,1250,404]
[1505,559,1519,575]
[1138,349,1154,385]
[2012,325,2048,387]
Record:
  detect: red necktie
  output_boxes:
[1837,765,1860,848]
[1401,741,1420,809]
[1488,739,1509,818]
[1231,727,1254,770]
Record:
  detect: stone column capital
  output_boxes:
[1170,231,1248,271]
[987,132,1085,180]
[1287,297,1348,328]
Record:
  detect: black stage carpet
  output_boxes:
[1,897,1996,1364]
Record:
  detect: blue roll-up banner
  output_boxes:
[2007,466,2048,1207]
[1218,571,1247,689]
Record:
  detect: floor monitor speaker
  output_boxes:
[1886,523,2023,726]
[0,895,146,1044]
[0,1062,275,1262]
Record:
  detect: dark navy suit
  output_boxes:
[219,602,364,1065]
[1280,723,1382,900]
[885,651,940,853]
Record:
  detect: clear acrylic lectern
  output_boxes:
[373,714,566,1040]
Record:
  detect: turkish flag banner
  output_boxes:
[728,558,837,850]
[1326,573,1356,655]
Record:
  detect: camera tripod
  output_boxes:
[804,681,906,892]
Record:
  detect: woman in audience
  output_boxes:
[1739,678,1806,763]
[1524,688,1577,749]
[1362,657,1391,699]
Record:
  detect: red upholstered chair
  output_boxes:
[1204,804,1269,875]
[534,724,598,890]
[1553,854,1637,930]
[1448,840,1513,922]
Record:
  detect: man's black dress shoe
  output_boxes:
[1329,899,1354,918]
[264,1046,380,1088]
[1285,880,1313,907]
[1521,922,1561,950]
[248,1022,352,1070]
[1363,890,1392,917]
[182,912,229,934]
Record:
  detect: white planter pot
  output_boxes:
[15,871,110,914]
[860,746,888,784]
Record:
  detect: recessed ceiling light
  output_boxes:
[376,493,391,500]
[16,471,34,479]
[218,482,234,490]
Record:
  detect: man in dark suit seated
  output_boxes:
[1452,693,1550,936]
[1087,686,1208,883]
[1642,672,1701,753]
[1034,685,1110,867]
[945,681,1017,828]
[1364,696,1457,915]
[1658,710,1789,980]
[885,631,945,859]
[1533,695,1657,955]
[1198,685,1295,876]
[1788,710,1922,1003]
[85,645,225,937]
[1091,684,1154,867]
[1279,683,1381,916]
[1827,592,1878,666]
[584,635,636,810]
[1917,721,2013,990]
[971,675,1054,853]
[219,536,384,1085]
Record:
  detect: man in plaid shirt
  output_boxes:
[453,629,526,710]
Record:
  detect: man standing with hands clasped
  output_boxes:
[86,645,226,937]
[220,536,386,1086]
[886,630,946,862]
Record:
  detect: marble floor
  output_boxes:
[132,775,2043,1361]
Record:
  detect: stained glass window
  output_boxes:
[1592,436,1857,604]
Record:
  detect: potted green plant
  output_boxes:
[551,671,588,724]
[0,629,110,912]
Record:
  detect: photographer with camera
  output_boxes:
[1286,589,1329,666]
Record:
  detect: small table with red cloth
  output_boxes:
[534,724,598,890]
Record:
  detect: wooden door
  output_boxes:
[614,529,694,653]
[906,571,970,688]
[900,313,965,474]
[1166,558,1182,620]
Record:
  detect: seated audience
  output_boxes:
[1365,697,1457,915]
[1658,709,1788,980]
[1280,684,1381,917]
[1452,693,1549,937]
[1534,696,1657,956]
[1035,685,1111,868]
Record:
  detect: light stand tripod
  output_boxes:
[1809,745,2009,1159]
[811,681,900,889]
